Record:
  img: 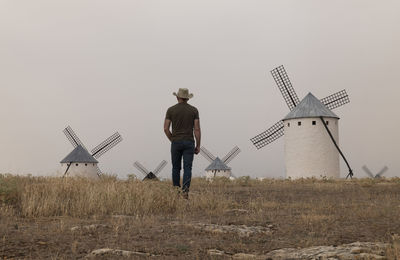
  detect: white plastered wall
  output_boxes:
[205,170,231,179]
[283,117,340,179]
[60,163,99,178]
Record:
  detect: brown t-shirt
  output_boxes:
[165,102,199,142]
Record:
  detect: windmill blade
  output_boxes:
[376,166,388,178]
[222,146,241,165]
[153,160,167,175]
[362,165,374,178]
[63,126,87,150]
[200,147,216,163]
[95,165,102,177]
[250,120,284,149]
[63,163,72,177]
[91,132,122,159]
[271,65,300,111]
[320,89,350,110]
[133,161,150,176]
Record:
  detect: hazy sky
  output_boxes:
[1,0,399,179]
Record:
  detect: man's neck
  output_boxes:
[177,99,188,104]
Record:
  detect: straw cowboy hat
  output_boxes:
[173,88,194,99]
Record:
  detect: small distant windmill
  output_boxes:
[362,165,388,179]
[200,146,241,179]
[133,160,167,181]
[60,126,122,178]
[250,65,353,179]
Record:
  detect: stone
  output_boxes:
[112,215,135,219]
[187,223,273,237]
[207,249,227,256]
[207,250,267,259]
[85,248,154,258]
[70,226,80,231]
[225,209,250,215]
[359,253,385,259]
[264,242,389,260]
[70,224,109,231]
[350,247,362,254]
[206,242,390,259]
[232,253,265,259]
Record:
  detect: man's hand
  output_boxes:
[194,119,201,154]
[164,119,172,141]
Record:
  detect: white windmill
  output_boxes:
[60,126,122,178]
[200,146,241,179]
[133,160,167,181]
[251,65,353,179]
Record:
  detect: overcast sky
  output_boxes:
[1,0,399,179]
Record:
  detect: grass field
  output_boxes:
[1,174,400,259]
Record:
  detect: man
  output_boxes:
[164,88,201,197]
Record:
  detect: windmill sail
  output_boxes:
[200,147,216,163]
[376,166,388,178]
[153,160,167,175]
[271,65,300,111]
[63,126,87,150]
[250,120,284,149]
[222,146,241,165]
[133,161,150,176]
[362,165,374,178]
[320,90,350,110]
[95,165,102,177]
[363,165,388,178]
[63,163,72,177]
[91,132,122,159]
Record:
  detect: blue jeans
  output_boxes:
[171,140,195,192]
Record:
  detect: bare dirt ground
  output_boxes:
[1,176,400,259]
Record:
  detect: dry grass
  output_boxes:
[0,174,238,218]
[1,174,400,220]
[1,174,400,259]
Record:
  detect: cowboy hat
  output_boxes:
[173,88,194,99]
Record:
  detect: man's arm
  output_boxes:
[194,119,201,154]
[164,119,172,141]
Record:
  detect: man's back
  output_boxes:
[166,103,199,142]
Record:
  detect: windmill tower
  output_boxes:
[251,65,352,179]
[133,160,167,181]
[362,165,388,179]
[60,126,122,178]
[200,146,241,179]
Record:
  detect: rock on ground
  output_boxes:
[85,248,155,258]
[70,224,109,231]
[207,249,265,259]
[265,242,388,260]
[188,223,274,237]
[208,242,389,260]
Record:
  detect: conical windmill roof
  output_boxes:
[60,145,98,163]
[283,92,339,120]
[205,157,231,171]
